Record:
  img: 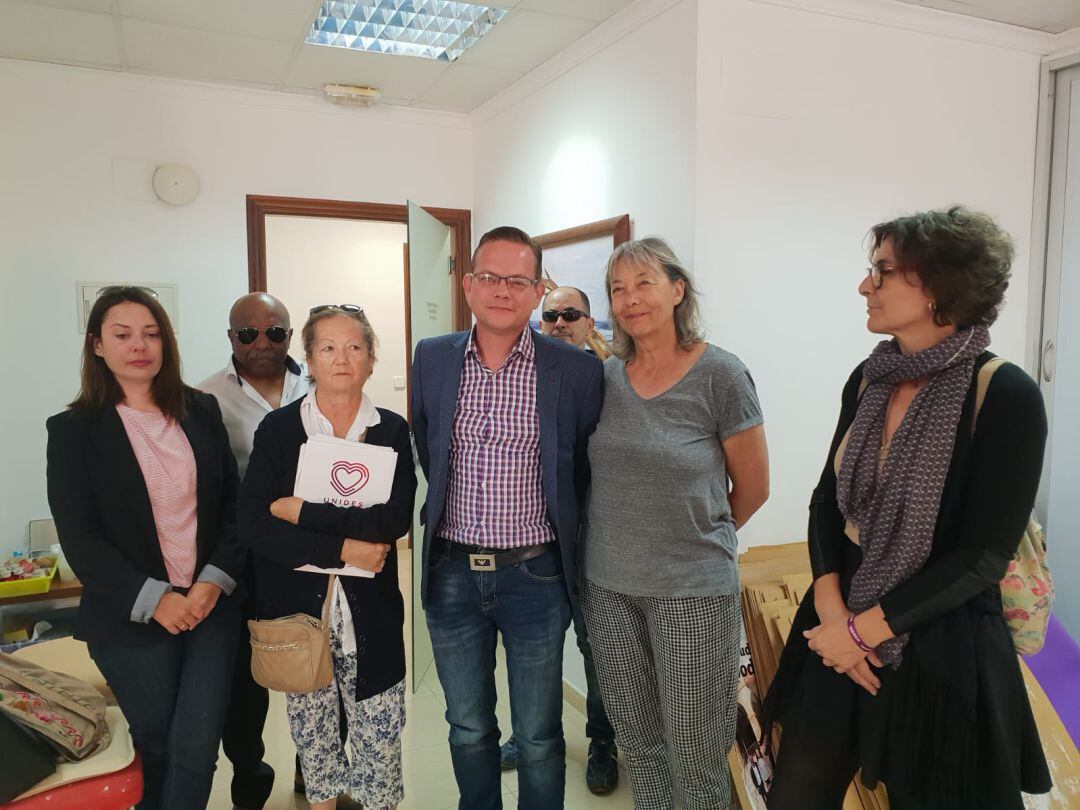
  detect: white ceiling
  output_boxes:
[0,0,633,112]
[893,0,1080,33]
[2,0,1079,113]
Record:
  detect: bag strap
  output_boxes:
[973,357,1008,436]
[321,574,337,627]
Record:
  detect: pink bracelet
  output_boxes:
[847,615,873,653]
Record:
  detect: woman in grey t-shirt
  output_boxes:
[582,238,769,810]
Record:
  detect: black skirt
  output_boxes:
[763,542,1051,809]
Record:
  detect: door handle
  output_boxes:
[1042,339,1055,383]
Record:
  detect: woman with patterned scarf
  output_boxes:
[764,207,1052,809]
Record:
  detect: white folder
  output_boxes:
[292,434,398,578]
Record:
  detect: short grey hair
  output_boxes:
[301,308,378,384]
[604,237,704,361]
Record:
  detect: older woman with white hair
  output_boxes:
[581,237,770,810]
[239,305,416,810]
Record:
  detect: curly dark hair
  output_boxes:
[868,205,1013,329]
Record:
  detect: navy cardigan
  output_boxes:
[238,397,416,700]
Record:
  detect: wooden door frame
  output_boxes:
[245,194,472,329]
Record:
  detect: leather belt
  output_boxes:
[437,539,557,572]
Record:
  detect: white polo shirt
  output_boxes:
[198,355,309,477]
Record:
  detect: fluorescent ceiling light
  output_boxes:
[307,0,508,62]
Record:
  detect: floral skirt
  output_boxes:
[285,600,406,808]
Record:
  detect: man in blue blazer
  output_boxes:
[411,226,604,810]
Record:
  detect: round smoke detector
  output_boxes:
[152,162,200,206]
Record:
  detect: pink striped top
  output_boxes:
[116,404,198,587]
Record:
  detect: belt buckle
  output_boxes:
[468,553,497,572]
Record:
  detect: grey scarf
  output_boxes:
[836,326,990,666]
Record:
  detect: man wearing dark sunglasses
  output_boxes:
[198,292,309,810]
[200,294,308,475]
[538,287,596,351]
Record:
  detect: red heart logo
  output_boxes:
[330,461,370,497]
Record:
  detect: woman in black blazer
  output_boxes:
[46,286,243,810]
[238,306,416,810]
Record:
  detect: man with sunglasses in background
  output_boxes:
[199,292,308,810]
[499,285,619,796]
[538,287,596,353]
[412,227,604,810]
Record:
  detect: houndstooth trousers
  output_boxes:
[582,577,742,810]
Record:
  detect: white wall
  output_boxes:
[265,216,409,418]
[0,58,471,556]
[695,0,1043,549]
[471,0,698,274]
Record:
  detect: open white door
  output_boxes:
[406,201,455,694]
[1039,66,1080,639]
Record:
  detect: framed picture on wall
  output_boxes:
[530,214,631,347]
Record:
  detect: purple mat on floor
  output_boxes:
[1024,614,1080,747]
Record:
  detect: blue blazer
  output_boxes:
[410,330,604,607]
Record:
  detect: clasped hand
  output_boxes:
[804,613,884,696]
[152,581,221,635]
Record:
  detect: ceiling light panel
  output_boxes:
[306,0,508,62]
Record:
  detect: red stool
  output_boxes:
[0,753,143,810]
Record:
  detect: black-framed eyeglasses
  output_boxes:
[234,326,289,345]
[866,262,902,289]
[468,272,540,292]
[541,308,587,323]
[309,304,364,315]
[97,285,159,299]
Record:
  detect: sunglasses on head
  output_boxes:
[541,308,586,323]
[310,304,364,315]
[235,326,289,345]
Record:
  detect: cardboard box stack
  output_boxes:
[734,541,889,810]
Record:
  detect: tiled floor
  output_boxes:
[209,551,635,810]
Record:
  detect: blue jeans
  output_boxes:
[88,596,241,810]
[426,544,572,810]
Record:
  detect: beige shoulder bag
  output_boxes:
[975,359,1054,656]
[248,574,335,693]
